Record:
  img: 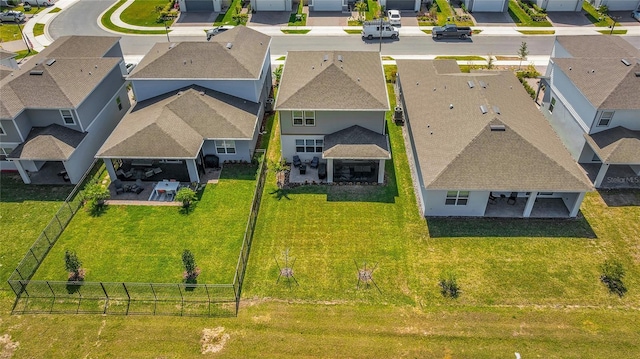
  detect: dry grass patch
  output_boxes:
[201,327,229,354]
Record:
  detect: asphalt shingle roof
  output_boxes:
[275,51,389,110]
[8,124,86,160]
[97,86,260,159]
[128,26,270,80]
[584,127,640,164]
[397,60,592,192]
[323,125,390,159]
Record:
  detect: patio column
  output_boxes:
[594,163,610,188]
[13,160,31,184]
[213,0,221,12]
[327,159,334,183]
[569,192,586,218]
[104,159,117,182]
[186,159,200,183]
[377,159,386,184]
[523,191,537,218]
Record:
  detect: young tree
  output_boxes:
[182,249,201,283]
[175,187,197,211]
[64,250,85,281]
[517,41,529,70]
[273,65,283,87]
[355,0,367,22]
[83,181,110,211]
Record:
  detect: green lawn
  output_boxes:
[518,30,555,34]
[435,55,487,61]
[582,1,616,27]
[33,23,44,36]
[214,0,242,25]
[119,0,172,27]
[281,29,310,34]
[598,29,627,35]
[33,165,258,284]
[0,23,22,42]
[508,0,552,27]
[101,0,172,34]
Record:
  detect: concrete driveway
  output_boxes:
[307,11,348,26]
[249,11,291,26]
[546,12,593,26]
[471,12,515,26]
[173,12,219,26]
[400,11,418,26]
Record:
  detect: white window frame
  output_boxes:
[0,146,14,160]
[215,140,236,154]
[292,111,315,127]
[548,97,556,114]
[597,111,614,127]
[295,139,323,153]
[60,109,76,125]
[445,191,469,206]
[0,123,6,136]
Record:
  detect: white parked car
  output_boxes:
[387,10,401,26]
[206,25,234,41]
[632,11,640,22]
[23,0,53,6]
[0,10,25,23]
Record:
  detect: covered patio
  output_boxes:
[584,127,640,189]
[484,195,572,218]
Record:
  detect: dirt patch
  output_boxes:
[201,327,229,354]
[0,334,19,359]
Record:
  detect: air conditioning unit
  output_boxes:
[265,98,275,104]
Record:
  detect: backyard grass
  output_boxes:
[32,23,44,36]
[119,0,173,27]
[508,0,552,27]
[582,1,617,27]
[32,165,259,284]
[281,29,310,34]
[101,0,172,34]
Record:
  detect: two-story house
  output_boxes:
[539,36,640,188]
[397,60,592,218]
[0,36,131,184]
[96,26,272,184]
[275,51,391,184]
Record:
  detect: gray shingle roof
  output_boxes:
[97,86,260,159]
[8,124,86,160]
[0,36,122,119]
[323,125,390,159]
[584,127,640,164]
[128,26,270,80]
[275,51,389,110]
[552,36,640,110]
[0,49,17,60]
[397,60,592,192]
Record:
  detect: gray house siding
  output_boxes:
[0,119,22,143]
[201,139,253,162]
[424,190,489,217]
[546,65,597,130]
[77,66,129,130]
[543,88,588,160]
[132,79,262,103]
[104,44,124,60]
[590,109,640,133]
[27,109,82,132]
[13,111,31,141]
[280,110,386,135]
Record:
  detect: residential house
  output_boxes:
[177,0,224,12]
[96,26,272,184]
[250,0,293,11]
[0,49,19,73]
[534,0,582,11]
[0,36,131,183]
[539,36,640,189]
[590,0,640,11]
[463,0,509,12]
[275,51,391,184]
[377,0,421,11]
[396,60,592,217]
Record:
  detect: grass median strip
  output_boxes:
[281,29,311,34]
[101,0,172,35]
[518,30,555,35]
[33,23,45,37]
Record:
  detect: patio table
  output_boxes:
[149,181,180,201]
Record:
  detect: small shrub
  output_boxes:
[600,259,627,297]
[439,272,460,299]
[83,180,110,212]
[175,187,197,211]
[182,249,201,283]
[64,250,85,281]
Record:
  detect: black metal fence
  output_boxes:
[8,151,268,317]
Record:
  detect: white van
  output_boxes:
[361,21,399,40]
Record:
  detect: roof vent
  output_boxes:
[449,104,454,109]
[493,106,501,114]
[45,58,56,66]
[199,91,205,96]
[416,82,419,86]
[323,54,329,62]
[621,59,631,66]
[635,72,640,77]
[479,80,487,88]
[490,124,506,131]
[168,43,176,49]
[226,42,233,49]
[480,105,488,114]
[29,70,44,76]
[467,80,474,88]
[177,91,184,95]
[337,55,343,62]
[357,78,360,82]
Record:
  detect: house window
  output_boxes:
[0,123,5,136]
[60,109,75,125]
[292,111,315,126]
[0,146,14,160]
[215,140,236,154]
[295,139,323,153]
[445,191,469,206]
[548,98,556,113]
[116,96,123,111]
[597,111,613,127]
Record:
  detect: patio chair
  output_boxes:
[292,155,302,168]
[153,167,162,175]
[488,192,497,204]
[310,156,319,169]
[145,169,155,178]
[299,164,307,175]
[113,179,124,194]
[507,192,517,205]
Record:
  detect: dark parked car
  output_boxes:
[432,24,472,40]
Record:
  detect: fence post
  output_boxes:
[43,232,52,245]
[123,282,130,315]
[150,283,157,315]
[100,282,109,314]
[178,284,184,316]
[204,285,211,316]
[55,214,63,231]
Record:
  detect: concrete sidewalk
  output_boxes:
[5,0,640,55]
